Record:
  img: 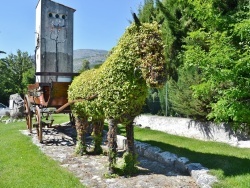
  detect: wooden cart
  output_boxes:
[24,72,79,143]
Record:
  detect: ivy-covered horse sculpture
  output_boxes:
[68,14,166,174]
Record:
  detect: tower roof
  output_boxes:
[36,0,76,12]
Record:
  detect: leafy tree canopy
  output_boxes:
[79,59,90,73]
[0,50,35,104]
[137,0,250,130]
[181,0,250,128]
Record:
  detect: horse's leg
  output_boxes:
[107,118,118,174]
[126,120,135,154]
[92,119,104,154]
[123,119,138,175]
[75,116,88,155]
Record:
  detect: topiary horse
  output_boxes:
[68,15,166,174]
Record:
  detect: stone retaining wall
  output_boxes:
[116,135,218,188]
[134,140,218,188]
[133,115,250,148]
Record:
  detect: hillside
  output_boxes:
[73,49,108,72]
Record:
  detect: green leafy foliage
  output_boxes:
[108,152,139,177]
[69,21,166,174]
[78,59,90,73]
[138,0,250,129]
[138,0,205,116]
[69,22,166,121]
[0,50,35,104]
[168,66,210,119]
[120,152,138,176]
[181,1,250,128]
[143,88,162,115]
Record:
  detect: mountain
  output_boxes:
[73,49,108,72]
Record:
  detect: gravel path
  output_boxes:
[21,125,198,188]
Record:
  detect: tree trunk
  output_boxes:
[75,116,88,155]
[107,118,117,174]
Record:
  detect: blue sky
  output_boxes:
[0,0,144,57]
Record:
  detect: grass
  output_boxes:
[1,114,250,187]
[0,114,85,188]
[116,124,250,188]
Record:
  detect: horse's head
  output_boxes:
[132,14,167,88]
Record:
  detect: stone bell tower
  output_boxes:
[35,0,75,83]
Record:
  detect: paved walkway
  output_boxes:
[21,126,198,188]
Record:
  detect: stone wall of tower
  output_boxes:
[35,0,75,82]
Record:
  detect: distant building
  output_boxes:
[35,0,75,82]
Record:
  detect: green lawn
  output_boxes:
[1,114,250,188]
[0,115,85,188]
[117,124,250,188]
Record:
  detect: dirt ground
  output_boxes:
[21,125,198,188]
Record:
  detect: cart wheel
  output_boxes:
[35,105,43,143]
[24,95,32,133]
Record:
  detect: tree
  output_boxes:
[168,66,210,119]
[0,50,35,104]
[138,0,203,116]
[143,88,162,115]
[79,59,90,73]
[138,0,250,131]
[138,0,156,23]
[181,0,250,129]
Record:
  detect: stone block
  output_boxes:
[157,151,178,166]
[134,141,151,156]
[144,146,162,161]
[192,169,218,188]
[116,135,127,150]
[186,163,208,173]
[174,157,189,174]
[186,163,217,188]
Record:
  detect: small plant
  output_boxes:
[75,142,87,156]
[103,172,119,179]
[109,152,139,176]
[93,134,103,154]
[120,152,138,176]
